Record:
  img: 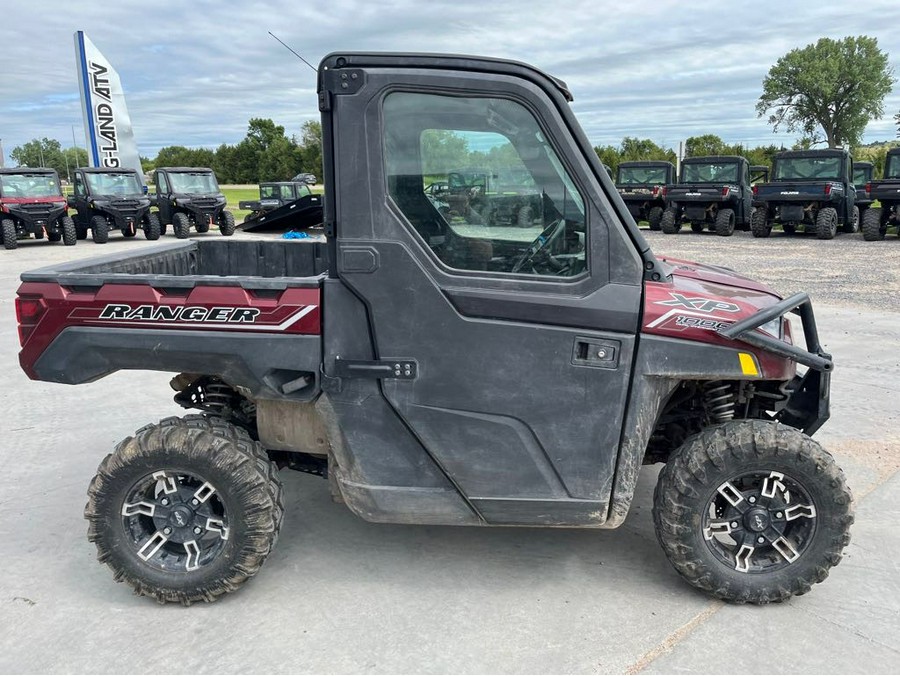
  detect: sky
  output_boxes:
[2,0,900,165]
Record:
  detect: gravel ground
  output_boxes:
[646,228,900,312]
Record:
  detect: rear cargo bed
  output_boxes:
[20,239,328,289]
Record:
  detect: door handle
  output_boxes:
[572,337,620,369]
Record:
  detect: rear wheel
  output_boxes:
[842,205,860,234]
[196,216,211,234]
[517,205,534,228]
[84,415,284,605]
[782,223,796,235]
[61,216,77,246]
[660,208,680,234]
[122,222,137,238]
[715,208,736,236]
[861,208,885,241]
[219,210,236,236]
[33,227,45,240]
[144,213,161,240]
[690,223,703,233]
[653,420,853,604]
[2,218,17,250]
[750,207,771,238]
[91,215,110,244]
[48,231,62,242]
[815,207,837,240]
[647,206,664,231]
[172,212,191,239]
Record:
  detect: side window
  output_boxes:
[743,163,750,186]
[383,92,587,278]
[74,175,85,197]
[261,185,277,199]
[156,172,169,194]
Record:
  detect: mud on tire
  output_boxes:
[653,420,853,604]
[84,414,284,605]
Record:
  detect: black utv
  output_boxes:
[239,181,315,223]
[152,167,235,238]
[68,168,159,243]
[0,168,75,249]
[853,161,874,220]
[862,148,900,241]
[661,156,754,236]
[615,160,676,230]
[750,149,857,239]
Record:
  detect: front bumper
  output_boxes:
[718,293,831,434]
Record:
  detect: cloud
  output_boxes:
[1,0,899,165]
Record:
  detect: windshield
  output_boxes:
[85,172,142,196]
[853,167,871,185]
[681,162,739,184]
[774,156,842,181]
[168,172,219,194]
[0,173,61,198]
[617,166,669,185]
[887,155,900,179]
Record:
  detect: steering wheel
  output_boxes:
[511,218,567,274]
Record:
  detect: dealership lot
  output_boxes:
[0,231,898,674]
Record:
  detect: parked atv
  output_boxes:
[853,161,874,221]
[0,168,75,249]
[615,160,676,231]
[661,156,755,236]
[152,167,234,238]
[862,148,900,241]
[68,168,159,243]
[750,149,857,239]
[447,169,543,227]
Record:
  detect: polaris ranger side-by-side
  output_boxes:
[68,168,160,243]
[152,167,235,238]
[15,53,851,606]
[239,181,316,223]
[750,149,857,239]
[862,148,900,241]
[615,160,676,231]
[662,156,755,236]
[0,168,76,249]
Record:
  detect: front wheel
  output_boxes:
[144,212,161,240]
[172,212,191,239]
[219,210,236,236]
[61,216,77,246]
[84,415,284,605]
[653,420,853,604]
[2,218,17,250]
[91,215,110,244]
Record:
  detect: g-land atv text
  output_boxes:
[15,53,852,606]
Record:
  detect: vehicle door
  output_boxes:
[71,172,89,225]
[155,171,172,223]
[322,61,644,525]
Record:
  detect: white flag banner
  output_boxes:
[75,31,143,179]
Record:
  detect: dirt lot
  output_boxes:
[0,229,898,674]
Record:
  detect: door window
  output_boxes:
[383,92,587,278]
[156,172,169,194]
[74,175,85,197]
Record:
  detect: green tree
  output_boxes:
[11,138,65,175]
[684,134,729,157]
[757,36,895,148]
[593,145,622,173]
[420,129,469,176]
[619,137,677,164]
[297,120,322,178]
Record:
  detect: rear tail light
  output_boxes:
[824,184,832,195]
[865,182,871,195]
[15,296,46,346]
[652,186,659,197]
[752,185,758,196]
[662,186,668,197]
[721,186,730,196]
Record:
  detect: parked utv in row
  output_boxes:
[853,161,874,220]
[862,148,900,241]
[69,168,159,243]
[662,156,755,236]
[15,52,851,607]
[1,168,76,249]
[750,149,857,239]
[152,167,235,238]
[615,161,676,231]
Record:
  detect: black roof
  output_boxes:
[750,165,769,171]
[617,160,675,169]
[0,167,58,175]
[886,147,900,157]
[77,167,140,174]
[319,52,573,102]
[774,148,850,159]
[854,161,874,168]
[682,155,747,164]
[157,167,215,173]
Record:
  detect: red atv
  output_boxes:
[1,168,76,249]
